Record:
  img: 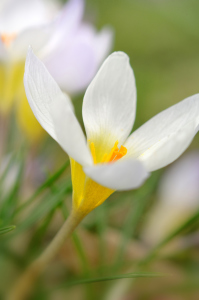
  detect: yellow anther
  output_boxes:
[90,142,97,164]
[89,140,127,165]
[106,140,119,162]
[111,145,127,162]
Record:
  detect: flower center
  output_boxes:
[90,140,127,164]
[1,33,16,47]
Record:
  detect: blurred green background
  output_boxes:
[83,0,199,142]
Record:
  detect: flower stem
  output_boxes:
[7,210,84,300]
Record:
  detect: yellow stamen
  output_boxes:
[90,142,97,164]
[1,33,16,47]
[90,140,127,164]
[111,145,127,162]
[106,141,119,162]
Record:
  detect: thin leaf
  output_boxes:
[14,160,70,215]
[55,272,165,289]
[9,181,72,237]
[27,210,55,257]
[0,151,26,221]
[0,153,16,187]
[0,225,16,235]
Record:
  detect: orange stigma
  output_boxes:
[1,33,16,47]
[90,140,127,164]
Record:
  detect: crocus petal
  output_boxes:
[125,94,199,171]
[10,24,55,60]
[24,48,71,140]
[24,48,92,166]
[83,51,136,146]
[55,0,84,38]
[44,14,113,94]
[84,159,149,190]
[45,33,97,94]
[0,0,51,34]
[49,99,93,166]
[43,0,84,58]
[43,0,92,94]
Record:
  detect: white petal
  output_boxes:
[55,0,84,37]
[125,94,199,171]
[44,32,97,94]
[82,51,136,145]
[24,48,92,166]
[49,99,93,166]
[84,159,149,190]
[44,8,113,94]
[42,0,84,57]
[24,47,72,140]
[10,24,54,60]
[0,0,51,34]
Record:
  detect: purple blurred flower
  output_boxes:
[43,0,113,94]
[0,0,113,92]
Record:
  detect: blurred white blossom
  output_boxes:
[0,0,113,92]
[0,0,113,140]
[141,152,199,245]
[0,0,59,61]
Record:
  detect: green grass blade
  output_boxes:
[55,272,165,289]
[27,210,56,257]
[0,151,26,221]
[14,160,70,215]
[0,225,16,235]
[0,153,16,187]
[9,181,72,237]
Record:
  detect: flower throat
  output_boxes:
[90,140,127,164]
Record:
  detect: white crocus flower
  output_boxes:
[0,0,58,61]
[142,152,199,245]
[0,0,113,141]
[24,48,199,217]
